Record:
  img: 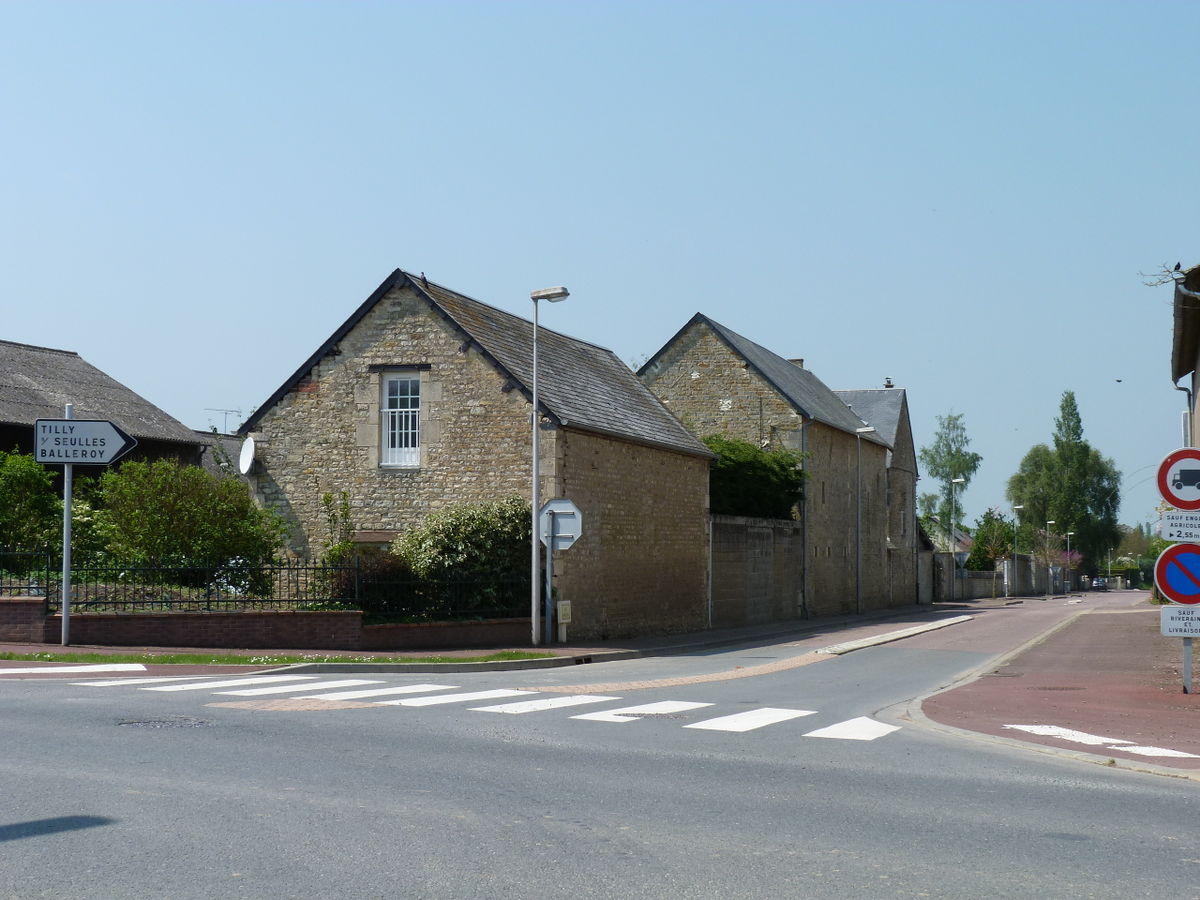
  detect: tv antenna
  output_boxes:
[205,408,243,432]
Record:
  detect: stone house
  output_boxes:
[834,385,921,608]
[237,269,713,640]
[0,339,207,468]
[638,314,904,617]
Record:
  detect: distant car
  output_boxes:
[1092,577,1108,591]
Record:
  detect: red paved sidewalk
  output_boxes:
[921,606,1200,771]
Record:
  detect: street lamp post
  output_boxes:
[1009,504,1024,597]
[949,477,965,603]
[530,285,569,647]
[855,426,876,615]
[1045,520,1055,599]
[1065,531,1075,594]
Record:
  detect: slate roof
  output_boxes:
[240,270,711,458]
[834,389,907,458]
[641,314,889,447]
[0,340,199,445]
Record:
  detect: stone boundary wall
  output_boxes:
[710,515,804,626]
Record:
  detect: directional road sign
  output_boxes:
[34,419,138,466]
[1154,542,1200,605]
[1158,447,1200,511]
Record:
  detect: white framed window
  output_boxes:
[382,374,421,467]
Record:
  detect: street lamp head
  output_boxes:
[951,477,965,485]
[1046,520,1055,526]
[1013,504,1024,510]
[856,426,876,434]
[531,286,570,302]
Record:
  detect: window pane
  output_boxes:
[382,376,420,466]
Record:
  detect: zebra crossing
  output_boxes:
[67,674,901,740]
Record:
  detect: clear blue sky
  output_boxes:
[2,0,1194,528]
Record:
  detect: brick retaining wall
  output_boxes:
[1,598,530,651]
[0,597,49,642]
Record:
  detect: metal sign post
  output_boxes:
[1156,447,1200,693]
[539,499,582,644]
[59,406,73,646]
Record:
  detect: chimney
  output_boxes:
[788,358,804,368]
[884,377,894,388]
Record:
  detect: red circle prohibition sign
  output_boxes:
[1155,543,1200,605]
[1158,448,1200,511]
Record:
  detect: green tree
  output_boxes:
[0,449,59,550]
[965,508,1013,598]
[1006,391,1120,572]
[918,413,982,542]
[965,508,1011,571]
[96,458,286,584]
[702,435,806,519]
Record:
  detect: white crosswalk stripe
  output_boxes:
[572,700,713,723]
[378,689,537,707]
[297,683,458,701]
[685,707,816,732]
[74,676,216,687]
[143,675,316,692]
[471,694,620,714]
[216,679,384,697]
[803,717,900,741]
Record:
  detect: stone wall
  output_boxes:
[247,285,539,556]
[639,320,894,616]
[552,428,710,640]
[710,515,803,626]
[641,325,804,448]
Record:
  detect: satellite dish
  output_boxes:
[238,436,256,475]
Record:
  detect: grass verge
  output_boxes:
[0,650,557,666]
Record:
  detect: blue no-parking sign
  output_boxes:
[1154,543,1200,605]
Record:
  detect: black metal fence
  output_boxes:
[0,549,528,621]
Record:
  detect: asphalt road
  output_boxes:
[3,598,1197,899]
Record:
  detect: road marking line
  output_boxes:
[1002,725,1134,746]
[379,689,537,707]
[216,679,384,696]
[207,698,383,711]
[471,695,621,714]
[74,676,215,686]
[804,717,900,741]
[684,707,817,732]
[2,663,147,675]
[143,675,315,692]
[296,683,458,701]
[1115,745,1200,759]
[572,700,713,723]
[1003,725,1199,758]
